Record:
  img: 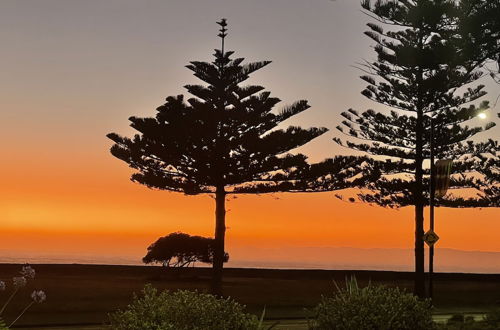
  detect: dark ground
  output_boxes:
[1,264,500,327]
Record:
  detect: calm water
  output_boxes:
[2,247,500,273]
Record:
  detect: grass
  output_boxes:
[1,264,500,327]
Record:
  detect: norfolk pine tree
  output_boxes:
[334,1,499,297]
[107,19,360,295]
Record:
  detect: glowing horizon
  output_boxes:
[1,0,498,271]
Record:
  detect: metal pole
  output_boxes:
[429,118,435,300]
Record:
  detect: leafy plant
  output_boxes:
[0,318,7,330]
[109,284,264,330]
[310,277,435,330]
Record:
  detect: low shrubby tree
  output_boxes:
[143,232,228,267]
[310,277,435,330]
[109,284,261,330]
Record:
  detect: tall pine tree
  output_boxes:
[334,0,499,297]
[107,19,357,295]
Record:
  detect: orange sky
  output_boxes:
[2,149,499,262]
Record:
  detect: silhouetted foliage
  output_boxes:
[456,0,500,81]
[143,232,228,267]
[333,0,499,297]
[108,19,362,295]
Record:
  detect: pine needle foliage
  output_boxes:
[456,0,500,82]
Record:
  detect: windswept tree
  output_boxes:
[143,232,229,268]
[334,0,499,297]
[107,19,357,295]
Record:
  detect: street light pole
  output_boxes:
[427,110,485,300]
[429,117,436,300]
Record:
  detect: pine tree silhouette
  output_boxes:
[107,19,357,295]
[334,0,499,297]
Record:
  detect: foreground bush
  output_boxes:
[310,277,435,330]
[109,285,260,330]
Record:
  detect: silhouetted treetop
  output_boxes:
[107,23,328,195]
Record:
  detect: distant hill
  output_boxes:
[1,246,499,273]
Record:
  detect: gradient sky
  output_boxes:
[1,0,499,269]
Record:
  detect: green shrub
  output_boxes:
[109,284,260,330]
[310,277,435,330]
[0,318,7,330]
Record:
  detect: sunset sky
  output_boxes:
[1,0,499,270]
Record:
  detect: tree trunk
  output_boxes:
[414,114,426,298]
[414,77,426,298]
[412,28,427,298]
[211,185,226,296]
[414,202,425,298]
